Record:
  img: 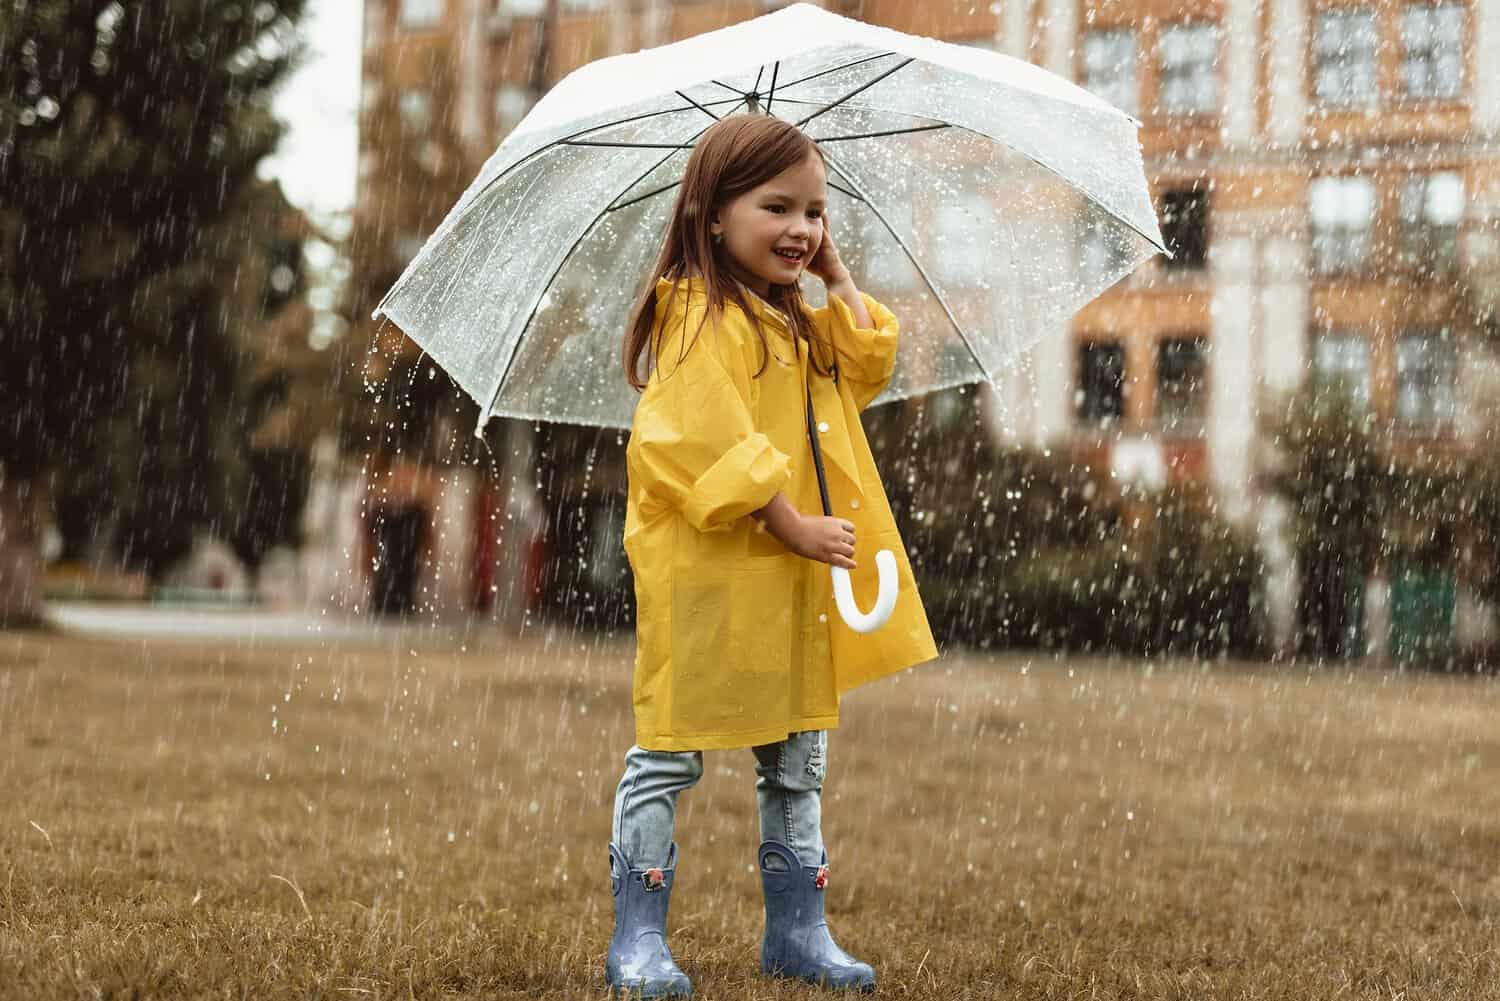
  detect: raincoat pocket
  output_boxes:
[668,555,794,736]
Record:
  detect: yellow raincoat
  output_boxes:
[623,275,938,751]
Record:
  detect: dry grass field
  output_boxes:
[1,625,1498,999]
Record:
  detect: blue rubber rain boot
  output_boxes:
[606,842,692,998]
[758,840,876,992]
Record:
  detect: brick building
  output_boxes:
[341,0,1499,654]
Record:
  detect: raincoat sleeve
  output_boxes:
[631,308,793,533]
[812,290,899,411]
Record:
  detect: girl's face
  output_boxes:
[710,151,826,298]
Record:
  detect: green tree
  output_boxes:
[1265,384,1385,659]
[0,0,307,620]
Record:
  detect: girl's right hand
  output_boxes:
[792,515,856,570]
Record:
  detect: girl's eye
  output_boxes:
[766,205,785,214]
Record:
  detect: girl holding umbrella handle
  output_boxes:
[611,113,937,997]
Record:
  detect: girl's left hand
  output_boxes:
[805,213,850,287]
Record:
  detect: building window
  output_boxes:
[399,90,433,135]
[399,0,443,30]
[1314,8,1379,108]
[395,231,427,264]
[494,84,530,136]
[1076,341,1126,424]
[1396,329,1458,425]
[860,202,918,292]
[1157,22,1218,116]
[1309,175,1376,274]
[933,194,995,287]
[1402,4,1465,100]
[1082,28,1138,117]
[497,0,547,14]
[1156,336,1207,430]
[1159,188,1209,270]
[1311,331,1372,409]
[1399,171,1464,274]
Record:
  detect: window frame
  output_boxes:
[1308,174,1377,276]
[398,0,444,31]
[1075,339,1128,426]
[1158,187,1210,271]
[1400,3,1466,102]
[1154,335,1210,433]
[1080,27,1140,119]
[1394,328,1459,427]
[1312,7,1380,109]
[493,83,531,136]
[1309,330,1374,411]
[1156,21,1220,118]
[398,89,433,136]
[1397,170,1464,275]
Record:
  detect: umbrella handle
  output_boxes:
[830,549,898,634]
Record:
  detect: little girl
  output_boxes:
[609,113,937,997]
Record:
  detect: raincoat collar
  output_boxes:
[657,274,795,333]
[654,275,864,499]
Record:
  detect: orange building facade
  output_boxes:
[348,0,1500,652]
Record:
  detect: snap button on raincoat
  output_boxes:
[624,276,938,751]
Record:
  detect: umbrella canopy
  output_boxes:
[373,2,1166,434]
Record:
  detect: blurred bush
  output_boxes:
[868,390,1269,659]
[528,386,1272,656]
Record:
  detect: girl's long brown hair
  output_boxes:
[622,113,837,391]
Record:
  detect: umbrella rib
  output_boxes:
[826,179,864,202]
[762,94,948,125]
[706,52,896,106]
[776,51,898,93]
[805,82,1168,255]
[564,140,697,149]
[708,79,748,97]
[425,169,546,353]
[486,102,753,421]
[812,123,950,142]
[564,120,949,157]
[440,93,742,208]
[793,57,914,129]
[818,146,992,387]
[610,175,865,215]
[921,118,1169,255]
[675,89,722,122]
[608,179,682,213]
[376,100,753,320]
[383,57,917,315]
[765,61,780,114]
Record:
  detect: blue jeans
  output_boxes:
[611,730,828,871]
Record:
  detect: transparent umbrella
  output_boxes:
[372,1,1168,630]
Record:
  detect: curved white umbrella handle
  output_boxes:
[830,549,898,634]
